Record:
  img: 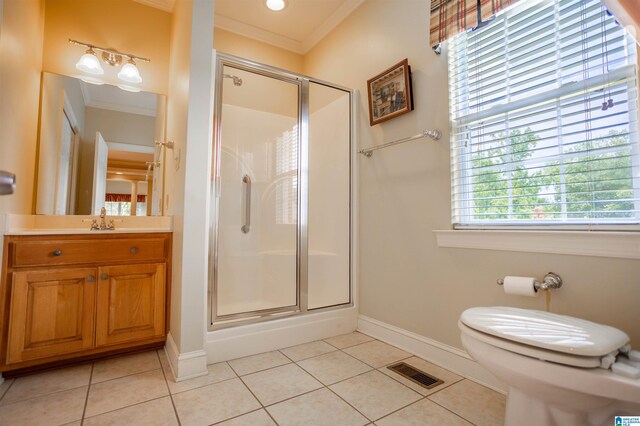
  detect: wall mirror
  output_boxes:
[35,72,167,216]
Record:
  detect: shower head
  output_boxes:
[223,73,243,86]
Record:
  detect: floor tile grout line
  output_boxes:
[228,352,291,377]
[90,365,162,386]
[237,374,280,425]
[292,348,431,423]
[325,369,423,423]
[322,333,376,350]
[89,352,163,386]
[0,378,16,403]
[155,349,182,426]
[295,353,426,424]
[363,394,427,424]
[277,348,295,364]
[81,394,172,423]
[223,333,380,378]
[208,407,267,426]
[79,362,171,421]
[233,360,294,379]
[427,379,484,426]
[428,398,479,425]
[299,358,373,388]
[168,374,239,396]
[0,381,91,408]
[293,358,374,423]
[80,363,94,425]
[279,347,338,363]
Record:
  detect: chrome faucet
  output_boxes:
[90,207,115,231]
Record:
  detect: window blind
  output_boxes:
[275,125,298,225]
[448,0,640,228]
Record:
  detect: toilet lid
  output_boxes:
[460,307,629,357]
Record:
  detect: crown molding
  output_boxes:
[214,15,304,54]
[300,0,364,53]
[85,100,157,117]
[214,0,364,55]
[132,0,175,13]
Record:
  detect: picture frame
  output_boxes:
[367,58,414,126]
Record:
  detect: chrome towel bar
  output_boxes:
[358,129,442,158]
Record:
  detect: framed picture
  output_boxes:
[367,58,414,126]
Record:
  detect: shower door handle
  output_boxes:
[241,175,251,233]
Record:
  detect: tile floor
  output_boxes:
[0,332,506,425]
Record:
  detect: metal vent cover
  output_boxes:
[387,362,444,389]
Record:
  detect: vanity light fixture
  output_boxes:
[118,59,142,84]
[69,39,150,85]
[266,0,287,11]
[75,48,104,75]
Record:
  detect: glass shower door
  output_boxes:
[213,64,300,320]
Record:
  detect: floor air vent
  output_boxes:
[387,362,444,389]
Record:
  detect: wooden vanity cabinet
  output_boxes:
[0,233,171,373]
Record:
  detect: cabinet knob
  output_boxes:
[100,274,108,281]
[130,247,138,254]
[53,249,62,256]
[87,275,95,282]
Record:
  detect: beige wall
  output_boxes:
[214,28,303,73]
[304,0,640,347]
[42,0,171,95]
[0,0,45,251]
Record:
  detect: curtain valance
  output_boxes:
[479,0,518,20]
[430,0,526,47]
[429,0,479,48]
[105,193,147,203]
[431,0,639,48]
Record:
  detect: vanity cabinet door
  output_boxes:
[95,263,166,347]
[6,268,97,364]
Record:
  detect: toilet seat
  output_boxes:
[459,307,630,369]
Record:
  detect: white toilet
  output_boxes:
[459,306,640,426]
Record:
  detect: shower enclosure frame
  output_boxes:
[208,52,355,330]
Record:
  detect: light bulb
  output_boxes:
[118,59,142,84]
[76,48,104,75]
[266,0,286,11]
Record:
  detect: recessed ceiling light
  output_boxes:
[266,0,286,11]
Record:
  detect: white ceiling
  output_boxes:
[214,0,364,54]
[133,0,364,55]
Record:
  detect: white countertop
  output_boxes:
[3,214,173,235]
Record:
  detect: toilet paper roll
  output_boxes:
[503,276,538,297]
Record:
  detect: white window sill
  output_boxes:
[434,230,640,259]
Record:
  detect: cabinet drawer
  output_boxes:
[12,238,166,267]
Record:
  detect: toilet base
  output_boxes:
[505,387,638,426]
[460,331,640,426]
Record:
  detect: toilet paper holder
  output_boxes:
[497,272,563,291]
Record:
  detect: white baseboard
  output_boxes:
[357,315,507,394]
[164,332,208,382]
[206,307,358,364]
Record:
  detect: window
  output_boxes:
[105,194,147,216]
[275,125,298,225]
[448,0,639,228]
